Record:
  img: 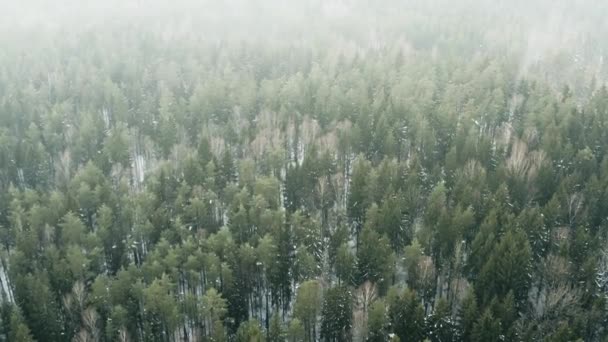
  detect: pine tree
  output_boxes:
[388,288,425,342]
[236,319,263,342]
[471,309,501,342]
[456,289,478,341]
[8,307,34,342]
[294,280,322,342]
[348,156,371,246]
[357,226,395,291]
[287,319,306,342]
[320,286,353,342]
[218,149,236,193]
[336,243,355,286]
[378,193,408,250]
[268,312,285,342]
[367,300,387,342]
[476,229,532,305]
[427,298,457,342]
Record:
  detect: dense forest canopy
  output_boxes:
[1,0,608,341]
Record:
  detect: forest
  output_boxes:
[1,0,608,341]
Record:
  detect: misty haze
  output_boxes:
[0,1,608,341]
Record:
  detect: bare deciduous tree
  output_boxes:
[118,328,130,342]
[567,192,584,227]
[506,138,546,182]
[352,281,377,342]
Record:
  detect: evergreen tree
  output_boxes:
[320,286,353,342]
[357,226,395,291]
[294,280,323,342]
[427,298,457,342]
[287,319,306,342]
[348,156,371,246]
[367,300,387,342]
[471,309,501,342]
[388,288,425,342]
[8,308,34,342]
[476,229,532,305]
[236,319,263,342]
[268,312,285,342]
[0,5,606,341]
[456,289,478,342]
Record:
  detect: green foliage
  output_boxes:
[471,309,501,342]
[427,298,457,342]
[457,289,479,341]
[388,288,426,342]
[348,156,372,243]
[8,307,34,342]
[287,318,306,342]
[357,225,395,291]
[142,275,179,340]
[294,280,323,342]
[0,2,607,340]
[367,300,388,342]
[476,229,532,305]
[336,243,356,285]
[236,319,263,342]
[320,286,352,342]
[268,312,285,342]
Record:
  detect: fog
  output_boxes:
[2,0,607,93]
